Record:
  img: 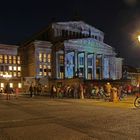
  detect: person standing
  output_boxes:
[5,83,11,100]
[29,85,33,97]
[79,83,84,99]
[15,87,19,99]
[50,85,56,98]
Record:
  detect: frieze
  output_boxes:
[64,38,116,55]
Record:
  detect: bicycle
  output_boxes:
[134,93,140,108]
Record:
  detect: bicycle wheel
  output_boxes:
[134,97,140,108]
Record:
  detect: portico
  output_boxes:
[55,38,122,80]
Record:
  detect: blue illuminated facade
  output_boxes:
[51,21,123,80]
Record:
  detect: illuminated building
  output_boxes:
[0,44,22,92]
[21,21,122,81]
[0,21,123,92]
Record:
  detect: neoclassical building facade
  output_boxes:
[50,21,123,80]
[0,21,123,91]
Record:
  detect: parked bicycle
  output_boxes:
[134,93,140,108]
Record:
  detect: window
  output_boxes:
[5,66,8,71]
[13,56,16,64]
[79,57,84,65]
[48,54,51,63]
[18,83,22,88]
[88,68,92,80]
[0,71,3,76]
[9,56,12,64]
[4,55,8,63]
[43,54,47,62]
[48,65,51,69]
[9,66,12,71]
[59,55,64,64]
[59,66,64,79]
[17,72,21,77]
[39,65,43,75]
[0,66,4,71]
[88,58,92,66]
[13,72,17,77]
[39,53,42,62]
[18,66,21,71]
[44,65,47,76]
[9,72,12,76]
[17,56,20,64]
[1,83,4,88]
[13,66,17,71]
[0,55,3,63]
[9,83,13,88]
[96,57,102,67]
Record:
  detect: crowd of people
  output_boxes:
[3,81,137,101]
[0,83,19,100]
[49,82,137,100]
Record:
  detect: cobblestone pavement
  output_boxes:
[0,95,140,140]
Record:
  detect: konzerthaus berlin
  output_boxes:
[0,21,123,92]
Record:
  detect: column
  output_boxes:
[93,53,96,79]
[84,52,87,79]
[64,50,66,79]
[55,51,59,79]
[101,54,104,79]
[74,51,78,77]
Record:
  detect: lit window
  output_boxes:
[48,65,51,69]
[9,72,12,76]
[9,56,12,64]
[13,66,17,71]
[0,71,3,76]
[60,72,64,79]
[39,65,43,75]
[1,83,4,88]
[18,83,22,88]
[59,55,64,64]
[0,55,3,63]
[13,72,17,77]
[17,72,21,77]
[4,55,8,63]
[13,56,16,64]
[9,83,13,88]
[48,54,51,63]
[9,66,12,71]
[43,54,47,62]
[18,66,21,71]
[39,53,42,62]
[48,72,51,76]
[17,56,20,64]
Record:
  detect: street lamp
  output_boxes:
[137,35,140,42]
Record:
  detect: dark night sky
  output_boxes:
[1,0,140,67]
